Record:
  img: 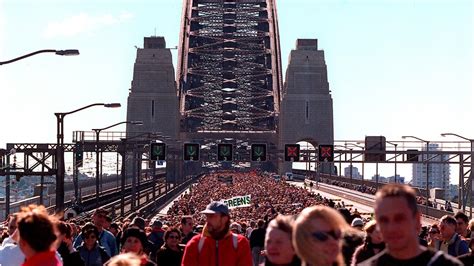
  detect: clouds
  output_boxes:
[43,12,134,38]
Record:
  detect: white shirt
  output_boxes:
[0,243,25,266]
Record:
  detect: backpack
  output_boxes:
[197,233,239,253]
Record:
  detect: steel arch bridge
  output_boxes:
[177,0,283,132]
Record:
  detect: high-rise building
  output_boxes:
[411,143,450,198]
[344,166,362,179]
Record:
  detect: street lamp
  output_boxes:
[55,103,121,212]
[441,133,474,218]
[0,49,79,65]
[402,135,430,215]
[92,120,143,208]
[386,141,398,183]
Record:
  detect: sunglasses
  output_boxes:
[311,230,342,242]
[429,231,439,234]
[168,235,180,239]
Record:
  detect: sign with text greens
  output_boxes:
[222,195,251,209]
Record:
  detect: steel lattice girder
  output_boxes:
[178,0,282,132]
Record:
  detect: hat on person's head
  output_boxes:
[151,219,163,228]
[93,208,109,217]
[130,217,146,230]
[121,228,148,248]
[200,201,229,216]
[351,217,364,227]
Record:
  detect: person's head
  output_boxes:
[104,253,142,266]
[265,215,298,265]
[110,222,120,236]
[454,211,469,235]
[17,205,57,258]
[104,215,112,230]
[439,215,457,241]
[351,218,364,231]
[257,219,265,228]
[82,223,100,249]
[293,206,348,266]
[130,217,146,231]
[181,216,194,234]
[57,221,73,243]
[92,208,108,230]
[374,184,420,254]
[230,222,242,234]
[200,201,231,239]
[364,220,383,244]
[428,223,440,241]
[151,219,163,232]
[164,227,181,248]
[121,228,148,255]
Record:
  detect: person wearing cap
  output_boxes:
[351,218,364,231]
[77,223,110,266]
[182,201,252,266]
[148,219,165,260]
[121,227,156,266]
[74,208,118,257]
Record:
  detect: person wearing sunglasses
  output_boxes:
[263,214,301,266]
[77,223,110,266]
[360,184,462,266]
[427,223,440,249]
[155,227,184,266]
[293,205,349,266]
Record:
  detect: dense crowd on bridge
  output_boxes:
[0,171,474,266]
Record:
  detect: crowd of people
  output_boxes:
[0,171,473,265]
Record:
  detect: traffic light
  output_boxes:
[318,144,334,162]
[184,143,200,161]
[150,143,166,161]
[284,144,300,162]
[251,144,267,161]
[75,143,83,167]
[218,144,233,162]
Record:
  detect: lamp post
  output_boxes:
[386,141,398,183]
[92,121,143,208]
[0,49,79,65]
[55,103,121,212]
[441,133,474,218]
[402,135,430,215]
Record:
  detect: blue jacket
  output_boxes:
[436,233,469,257]
[74,229,118,257]
[77,243,110,266]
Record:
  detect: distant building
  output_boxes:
[344,166,362,179]
[371,174,388,183]
[387,175,405,184]
[411,143,450,198]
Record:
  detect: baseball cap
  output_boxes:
[351,218,364,227]
[200,201,229,216]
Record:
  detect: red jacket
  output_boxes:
[181,228,252,266]
[22,250,62,266]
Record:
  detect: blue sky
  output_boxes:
[0,0,472,181]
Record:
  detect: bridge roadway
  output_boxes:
[288,180,438,226]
